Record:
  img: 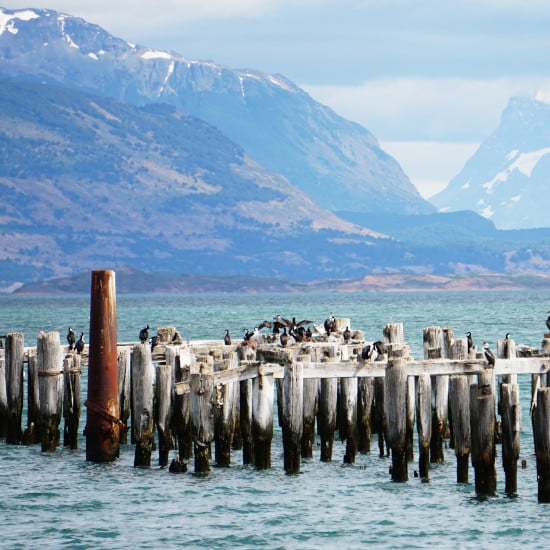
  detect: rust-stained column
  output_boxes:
[85,270,120,462]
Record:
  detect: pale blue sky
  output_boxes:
[4,1,550,197]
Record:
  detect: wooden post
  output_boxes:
[172,349,192,461]
[533,387,550,502]
[416,373,431,479]
[117,347,131,444]
[0,354,6,438]
[500,383,520,495]
[385,355,408,482]
[424,326,447,464]
[5,332,24,444]
[213,352,236,467]
[155,364,173,468]
[317,377,337,461]
[240,379,254,464]
[252,371,274,470]
[63,354,81,450]
[37,331,63,452]
[374,377,388,457]
[301,378,318,458]
[357,376,374,453]
[339,376,358,464]
[282,362,303,473]
[85,270,120,463]
[132,343,155,467]
[24,352,41,444]
[190,359,214,473]
[470,371,497,495]
[449,337,471,483]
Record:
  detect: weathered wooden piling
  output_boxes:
[533,387,550,502]
[5,332,24,444]
[117,347,131,445]
[213,354,236,467]
[240,379,254,464]
[301,377,318,458]
[501,383,520,495]
[416,373,432,479]
[252,370,274,470]
[357,376,374,453]
[132,343,155,467]
[190,358,215,472]
[424,326,447,464]
[281,362,303,473]
[37,331,63,452]
[85,270,120,463]
[172,348,193,462]
[317,377,338,461]
[385,354,408,482]
[24,352,41,444]
[448,337,471,483]
[0,354,7,438]
[470,371,497,495]
[63,354,81,449]
[339,376,358,464]
[155,363,173,468]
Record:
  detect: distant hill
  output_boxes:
[431,95,550,229]
[0,6,433,217]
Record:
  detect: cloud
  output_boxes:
[303,77,550,142]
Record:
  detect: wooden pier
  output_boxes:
[1,321,550,501]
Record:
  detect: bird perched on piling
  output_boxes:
[150,335,159,351]
[280,327,289,347]
[224,329,232,346]
[343,326,351,342]
[324,313,336,335]
[139,324,150,344]
[466,332,474,354]
[75,333,85,354]
[483,342,496,367]
[67,327,76,350]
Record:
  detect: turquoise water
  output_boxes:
[1,290,549,549]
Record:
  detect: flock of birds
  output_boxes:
[72,312,550,365]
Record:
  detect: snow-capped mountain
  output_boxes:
[431,95,550,229]
[0,6,433,216]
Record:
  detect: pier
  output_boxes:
[1,272,550,502]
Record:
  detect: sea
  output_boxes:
[1,289,549,549]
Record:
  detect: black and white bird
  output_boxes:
[139,324,150,344]
[483,342,496,367]
[324,313,336,335]
[466,332,474,354]
[343,326,351,342]
[224,329,232,346]
[67,327,76,350]
[75,333,85,354]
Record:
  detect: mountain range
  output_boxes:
[432,95,550,229]
[1,6,550,292]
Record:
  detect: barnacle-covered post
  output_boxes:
[85,270,120,462]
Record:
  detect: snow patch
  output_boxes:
[159,61,175,94]
[58,14,79,49]
[482,147,550,194]
[0,8,39,36]
[141,49,173,60]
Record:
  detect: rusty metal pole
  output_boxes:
[85,270,120,462]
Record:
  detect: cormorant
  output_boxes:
[224,329,232,346]
[75,333,85,354]
[324,313,336,335]
[466,332,474,353]
[67,327,76,350]
[280,327,289,347]
[343,326,351,342]
[150,335,159,351]
[361,344,372,360]
[139,324,150,344]
[483,342,496,367]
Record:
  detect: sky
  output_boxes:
[4,0,550,199]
